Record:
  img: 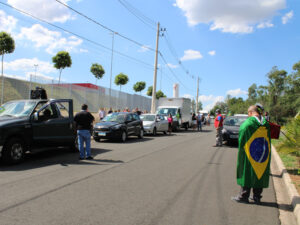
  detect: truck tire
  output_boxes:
[2,138,25,164]
[185,123,188,130]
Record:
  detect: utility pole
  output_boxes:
[151,22,160,113]
[109,32,117,108]
[196,76,199,113]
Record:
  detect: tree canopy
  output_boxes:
[133,81,146,93]
[90,63,105,81]
[0,32,15,55]
[156,90,166,99]
[146,86,153,96]
[52,51,72,84]
[209,60,300,124]
[114,73,129,90]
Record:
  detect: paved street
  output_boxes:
[0,127,280,225]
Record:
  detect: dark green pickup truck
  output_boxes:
[0,99,77,164]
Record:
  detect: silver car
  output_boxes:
[140,114,168,135]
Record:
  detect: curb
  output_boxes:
[271,145,300,224]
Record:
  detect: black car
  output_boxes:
[222,116,247,144]
[0,99,77,164]
[93,112,144,142]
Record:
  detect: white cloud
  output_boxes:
[7,0,73,23]
[17,24,83,54]
[79,48,88,53]
[257,21,274,29]
[183,94,194,100]
[166,63,178,69]
[175,0,286,33]
[282,10,293,24]
[226,88,247,97]
[4,58,56,74]
[208,50,216,56]
[138,45,151,52]
[180,49,203,61]
[0,10,18,33]
[198,94,224,111]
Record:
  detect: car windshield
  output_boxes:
[0,101,37,118]
[140,115,155,121]
[102,113,126,123]
[157,108,177,116]
[224,117,247,126]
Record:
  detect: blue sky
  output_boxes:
[0,0,299,110]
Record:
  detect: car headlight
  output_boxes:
[111,124,122,130]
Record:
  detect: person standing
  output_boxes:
[232,104,271,204]
[98,107,105,120]
[192,113,197,131]
[108,107,113,114]
[213,109,223,147]
[167,113,173,135]
[197,112,202,131]
[74,104,95,160]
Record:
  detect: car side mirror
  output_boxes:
[33,112,39,121]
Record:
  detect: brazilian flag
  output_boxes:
[237,116,271,188]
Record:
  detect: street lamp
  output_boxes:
[34,64,38,83]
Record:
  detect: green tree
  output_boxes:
[114,73,129,91]
[146,86,153,96]
[156,90,166,99]
[248,83,257,102]
[90,63,105,85]
[52,51,72,84]
[133,81,146,95]
[0,31,15,104]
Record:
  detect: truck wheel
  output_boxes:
[94,137,101,142]
[185,123,188,131]
[2,138,25,164]
[153,127,157,136]
[163,131,167,135]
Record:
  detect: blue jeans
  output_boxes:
[197,122,202,131]
[77,130,91,158]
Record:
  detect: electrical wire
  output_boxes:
[159,52,195,93]
[117,0,157,30]
[0,1,153,69]
[54,0,156,52]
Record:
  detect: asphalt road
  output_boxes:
[0,126,280,225]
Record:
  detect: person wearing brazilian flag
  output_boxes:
[232,104,271,204]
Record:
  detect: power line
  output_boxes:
[117,0,157,30]
[159,52,195,93]
[163,31,195,80]
[0,1,153,69]
[54,0,156,52]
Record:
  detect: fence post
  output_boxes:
[69,84,72,98]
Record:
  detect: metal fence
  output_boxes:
[0,76,151,112]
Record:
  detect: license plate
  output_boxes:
[230,135,238,138]
[98,132,106,136]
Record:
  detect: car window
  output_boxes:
[0,101,37,118]
[126,114,133,122]
[55,102,70,118]
[133,114,140,121]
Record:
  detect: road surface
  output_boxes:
[0,127,280,225]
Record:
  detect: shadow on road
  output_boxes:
[0,147,113,171]
[96,136,154,144]
[258,201,294,212]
